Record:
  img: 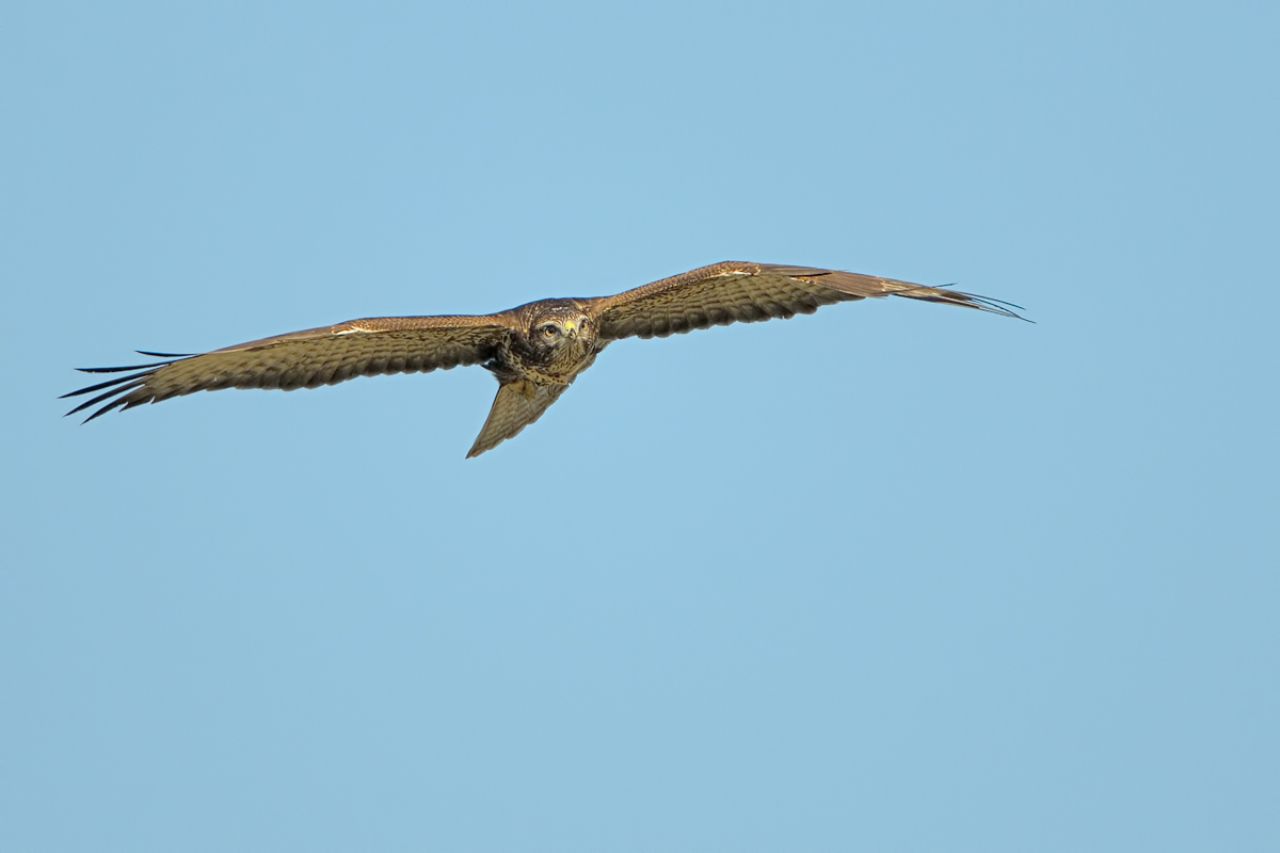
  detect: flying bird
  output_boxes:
[64,261,1026,457]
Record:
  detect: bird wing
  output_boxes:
[63,314,513,422]
[584,261,1025,340]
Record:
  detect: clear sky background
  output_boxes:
[3,1,1277,851]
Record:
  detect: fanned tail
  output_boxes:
[467,379,571,458]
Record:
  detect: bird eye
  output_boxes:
[542,324,559,338]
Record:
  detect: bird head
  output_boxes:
[527,303,597,359]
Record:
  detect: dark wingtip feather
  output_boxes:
[60,370,153,399]
[135,350,195,358]
[81,396,135,424]
[957,291,1034,323]
[908,284,1032,323]
[64,380,146,419]
[77,355,186,374]
[64,351,182,421]
[77,364,156,374]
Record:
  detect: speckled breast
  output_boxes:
[494,338,601,386]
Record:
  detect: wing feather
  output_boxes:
[63,315,512,422]
[585,261,1026,340]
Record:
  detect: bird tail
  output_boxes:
[467,379,571,458]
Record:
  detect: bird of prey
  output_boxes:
[64,261,1026,457]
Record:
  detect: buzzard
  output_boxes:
[64,261,1026,457]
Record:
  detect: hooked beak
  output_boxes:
[563,319,578,337]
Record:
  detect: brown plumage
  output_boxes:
[64,261,1026,457]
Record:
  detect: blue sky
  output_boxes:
[4,1,1277,850]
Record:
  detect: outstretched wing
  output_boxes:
[584,261,1026,340]
[63,315,514,422]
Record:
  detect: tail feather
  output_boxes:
[467,379,571,458]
